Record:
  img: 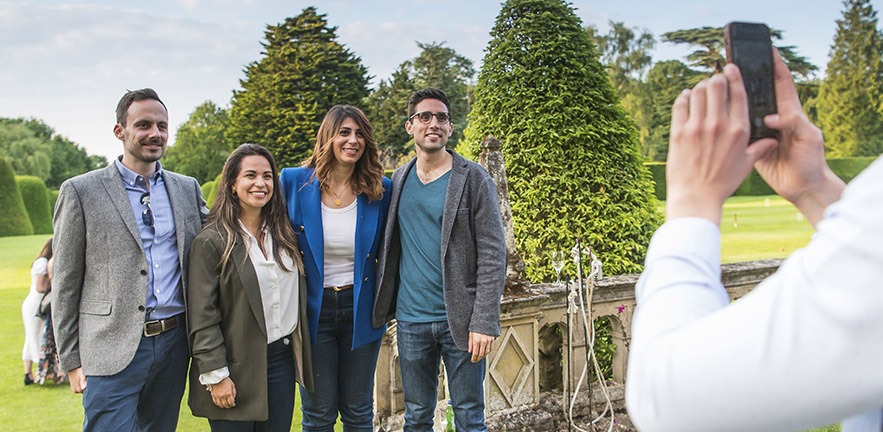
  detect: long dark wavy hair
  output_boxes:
[206,143,303,273]
[303,105,385,201]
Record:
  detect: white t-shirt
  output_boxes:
[322,200,356,288]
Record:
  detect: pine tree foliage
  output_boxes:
[662,26,817,78]
[228,7,370,168]
[464,0,662,279]
[818,0,883,157]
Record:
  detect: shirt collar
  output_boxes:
[114,157,164,188]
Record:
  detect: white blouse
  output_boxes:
[198,223,300,386]
[321,200,357,287]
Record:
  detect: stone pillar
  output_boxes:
[478,135,526,286]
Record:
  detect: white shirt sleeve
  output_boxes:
[626,157,883,432]
[198,366,229,386]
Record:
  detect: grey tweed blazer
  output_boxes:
[372,150,507,350]
[52,162,207,375]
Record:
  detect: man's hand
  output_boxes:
[210,377,237,409]
[665,64,777,223]
[468,331,495,363]
[68,367,87,393]
[753,49,845,227]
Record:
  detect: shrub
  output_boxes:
[464,0,662,279]
[648,157,877,200]
[0,156,34,236]
[48,189,58,214]
[205,174,222,209]
[16,176,52,234]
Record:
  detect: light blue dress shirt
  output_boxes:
[115,158,184,319]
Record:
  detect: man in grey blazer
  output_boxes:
[372,88,507,432]
[52,88,208,432]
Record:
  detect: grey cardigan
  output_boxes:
[372,150,507,350]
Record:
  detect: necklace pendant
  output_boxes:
[335,199,342,206]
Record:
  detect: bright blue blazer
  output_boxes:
[279,166,391,349]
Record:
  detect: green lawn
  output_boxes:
[0,234,335,431]
[0,196,838,430]
[719,195,814,263]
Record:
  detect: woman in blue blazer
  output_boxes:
[280,105,390,432]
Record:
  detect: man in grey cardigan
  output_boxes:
[53,88,207,431]
[373,88,507,431]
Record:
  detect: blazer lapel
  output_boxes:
[163,173,189,267]
[389,158,415,229]
[299,179,325,282]
[100,164,143,249]
[440,151,468,262]
[231,238,268,338]
[353,194,378,279]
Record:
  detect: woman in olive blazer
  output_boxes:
[188,144,313,431]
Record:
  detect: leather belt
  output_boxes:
[143,313,184,337]
[325,284,353,292]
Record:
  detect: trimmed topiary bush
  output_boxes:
[48,189,58,214]
[464,0,662,279]
[205,173,222,209]
[648,157,878,200]
[0,156,34,237]
[16,175,52,234]
[827,156,877,183]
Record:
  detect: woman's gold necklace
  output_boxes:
[329,183,348,206]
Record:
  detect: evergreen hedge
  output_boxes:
[648,157,877,200]
[0,156,34,237]
[464,0,662,279]
[49,189,59,214]
[205,174,222,209]
[15,176,52,234]
[201,180,217,209]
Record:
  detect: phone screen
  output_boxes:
[725,22,778,141]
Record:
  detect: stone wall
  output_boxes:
[373,259,783,431]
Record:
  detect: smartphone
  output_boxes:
[724,21,778,141]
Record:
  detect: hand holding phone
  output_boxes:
[724,21,778,141]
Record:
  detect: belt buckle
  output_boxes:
[143,319,162,337]
[331,285,350,292]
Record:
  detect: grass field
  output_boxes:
[0,196,835,431]
[0,234,328,431]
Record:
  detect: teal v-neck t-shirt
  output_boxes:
[396,164,450,323]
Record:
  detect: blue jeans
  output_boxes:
[209,335,296,432]
[82,324,188,432]
[300,289,381,432]
[396,320,487,432]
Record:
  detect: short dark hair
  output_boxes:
[407,88,451,119]
[115,88,167,126]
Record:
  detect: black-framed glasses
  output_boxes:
[408,111,450,124]
[140,192,154,227]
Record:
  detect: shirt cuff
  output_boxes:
[646,217,720,267]
[198,367,229,386]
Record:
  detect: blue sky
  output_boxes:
[0,0,862,162]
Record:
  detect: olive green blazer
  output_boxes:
[187,227,313,421]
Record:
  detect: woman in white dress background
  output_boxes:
[21,238,52,386]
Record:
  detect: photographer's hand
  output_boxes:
[753,49,845,227]
[665,64,776,223]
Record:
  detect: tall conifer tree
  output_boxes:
[228,7,369,167]
[464,0,661,278]
[818,0,883,157]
